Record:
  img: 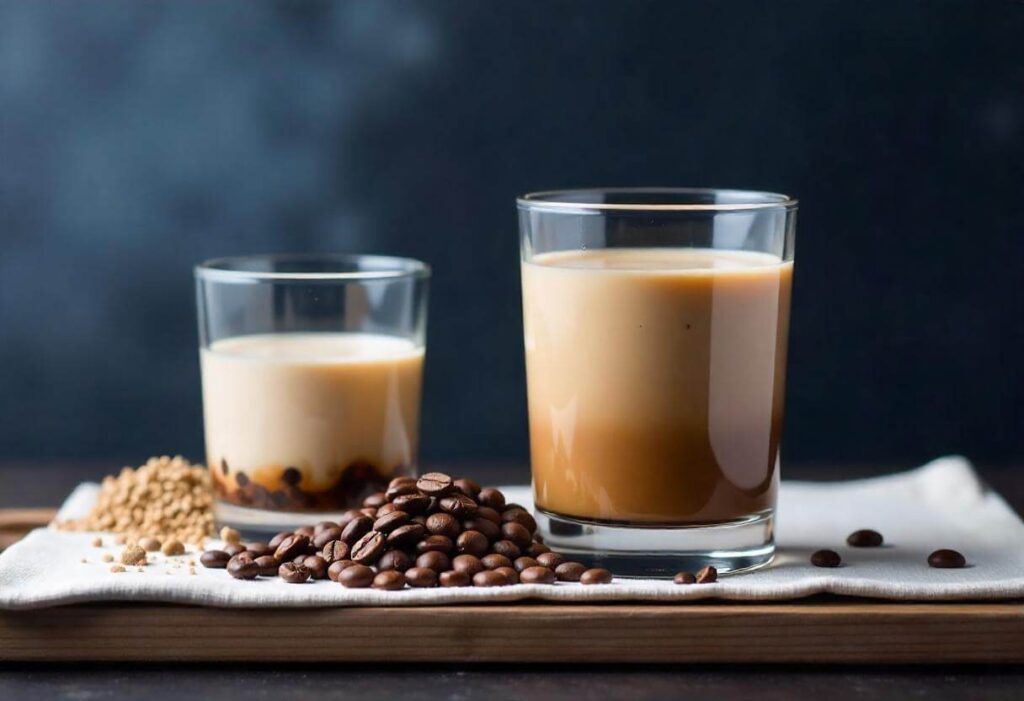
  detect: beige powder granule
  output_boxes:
[101,553,114,563]
[110,565,126,573]
[120,544,147,566]
[91,537,103,547]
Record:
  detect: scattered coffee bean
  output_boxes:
[268,531,292,550]
[253,555,279,576]
[811,549,842,568]
[580,568,613,585]
[416,535,454,553]
[244,542,273,558]
[440,493,478,517]
[536,552,565,569]
[673,571,696,585]
[273,534,311,562]
[363,492,388,508]
[463,517,500,542]
[417,472,454,496]
[340,515,373,545]
[494,566,519,584]
[453,477,481,499]
[387,523,426,548]
[327,559,355,582]
[513,556,540,573]
[928,549,966,568]
[439,570,471,587]
[526,543,551,557]
[452,554,485,577]
[501,522,533,549]
[303,555,329,580]
[393,493,431,514]
[457,530,490,557]
[374,510,411,534]
[405,566,439,588]
[373,570,407,591]
[377,550,413,572]
[351,531,387,565]
[200,550,230,569]
[501,508,537,533]
[416,550,451,574]
[555,562,587,582]
[223,543,246,557]
[313,527,343,549]
[520,566,556,584]
[847,529,884,547]
[491,540,522,560]
[227,554,260,580]
[696,565,718,584]
[339,564,375,588]
[321,540,350,563]
[279,561,311,584]
[481,553,512,570]
[473,570,509,587]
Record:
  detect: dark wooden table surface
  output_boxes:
[2,460,1022,700]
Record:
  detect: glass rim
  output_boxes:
[195,253,431,283]
[517,187,798,212]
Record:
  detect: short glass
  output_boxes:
[195,254,429,534]
[519,189,796,576]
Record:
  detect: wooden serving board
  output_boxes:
[2,509,1023,664]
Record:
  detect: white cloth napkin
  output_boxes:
[2,456,1023,610]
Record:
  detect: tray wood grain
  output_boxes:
[2,508,1022,664]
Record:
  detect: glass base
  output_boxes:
[535,508,775,578]
[215,500,354,538]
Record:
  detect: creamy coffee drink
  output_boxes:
[522,248,792,525]
[201,333,424,512]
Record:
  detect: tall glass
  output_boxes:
[195,254,429,534]
[519,189,796,576]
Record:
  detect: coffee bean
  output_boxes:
[439,570,471,587]
[847,529,884,547]
[327,559,355,581]
[294,526,315,538]
[267,531,292,550]
[360,507,378,519]
[416,550,451,574]
[350,531,386,565]
[580,568,613,585]
[405,566,439,588]
[555,562,587,582]
[373,570,407,591]
[457,530,490,557]
[254,555,279,577]
[426,513,461,539]
[491,540,522,560]
[501,522,533,549]
[452,554,485,577]
[411,515,428,527]
[386,482,419,501]
[481,553,512,570]
[501,508,537,534]
[363,492,388,508]
[811,549,842,568]
[475,506,502,525]
[374,510,411,534]
[303,555,329,579]
[477,487,506,511]
[440,493,478,517]
[313,527,343,549]
[519,566,556,585]
[463,517,500,542]
[227,554,260,580]
[279,561,311,584]
[321,540,350,563]
[273,534,311,562]
[336,510,364,529]
[536,552,565,569]
[244,542,272,558]
[387,523,426,549]
[314,520,339,534]
[928,549,966,568]
[200,550,230,569]
[673,571,696,585]
[494,566,519,584]
[375,502,400,518]
[696,565,718,584]
[377,549,413,572]
[416,535,454,554]
[453,477,481,499]
[293,553,309,565]
[513,556,539,573]
[526,543,551,557]
[223,543,246,557]
[417,472,454,496]
[473,570,509,587]
[338,564,375,588]
[388,475,417,491]
[393,493,432,514]
[341,515,374,545]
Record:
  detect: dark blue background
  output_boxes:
[1,1,1022,467]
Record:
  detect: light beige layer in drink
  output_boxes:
[523,248,791,524]
[200,333,424,511]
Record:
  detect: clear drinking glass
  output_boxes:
[195,254,429,534]
[519,189,796,576]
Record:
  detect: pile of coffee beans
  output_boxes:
[201,472,615,589]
